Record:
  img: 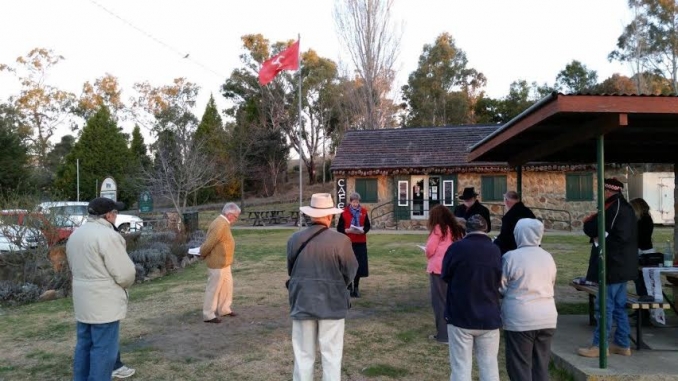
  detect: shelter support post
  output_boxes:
[597,135,607,369]
[674,162,677,262]
[516,166,523,199]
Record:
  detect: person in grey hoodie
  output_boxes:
[499,218,557,381]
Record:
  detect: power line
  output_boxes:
[87,0,226,79]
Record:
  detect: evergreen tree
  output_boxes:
[54,107,133,206]
[0,104,29,193]
[194,94,228,202]
[130,125,151,170]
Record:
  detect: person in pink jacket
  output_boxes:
[425,204,465,343]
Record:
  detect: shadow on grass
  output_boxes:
[362,363,410,378]
[557,302,589,315]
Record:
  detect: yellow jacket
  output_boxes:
[200,215,235,269]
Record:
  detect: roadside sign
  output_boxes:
[139,190,153,213]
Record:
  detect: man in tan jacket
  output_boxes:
[67,197,136,381]
[200,202,241,323]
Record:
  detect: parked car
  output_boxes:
[0,224,46,251]
[37,201,144,233]
[0,209,74,246]
[0,232,21,253]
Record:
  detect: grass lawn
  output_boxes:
[0,227,674,380]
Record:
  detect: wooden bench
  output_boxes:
[570,281,671,350]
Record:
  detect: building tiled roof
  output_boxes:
[331,125,502,171]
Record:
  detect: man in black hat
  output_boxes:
[454,187,491,232]
[67,197,136,380]
[577,178,637,358]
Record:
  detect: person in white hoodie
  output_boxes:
[499,218,557,381]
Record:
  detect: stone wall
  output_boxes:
[343,168,633,231]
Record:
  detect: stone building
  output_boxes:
[331,125,626,230]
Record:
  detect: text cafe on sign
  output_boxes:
[336,178,347,209]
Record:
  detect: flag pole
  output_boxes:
[298,33,303,228]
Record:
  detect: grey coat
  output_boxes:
[287,224,358,320]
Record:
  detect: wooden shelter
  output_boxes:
[468,92,678,368]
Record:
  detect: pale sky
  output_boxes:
[0,0,632,143]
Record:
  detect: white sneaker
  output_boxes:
[112,365,136,379]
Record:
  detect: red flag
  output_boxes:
[258,40,300,86]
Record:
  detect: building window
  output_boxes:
[355,178,378,203]
[481,176,507,201]
[566,173,593,201]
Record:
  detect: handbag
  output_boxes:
[286,227,328,289]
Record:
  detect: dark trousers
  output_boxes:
[505,329,555,381]
[429,273,448,342]
[634,270,648,296]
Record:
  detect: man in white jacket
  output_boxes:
[67,197,136,381]
[499,218,557,381]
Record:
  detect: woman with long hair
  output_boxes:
[425,204,464,343]
[630,198,655,325]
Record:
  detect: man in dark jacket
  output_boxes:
[494,191,536,254]
[442,215,502,381]
[453,187,492,232]
[578,178,637,358]
[287,193,358,381]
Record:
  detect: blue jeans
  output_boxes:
[73,321,119,381]
[592,282,630,348]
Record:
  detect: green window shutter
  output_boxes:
[355,178,378,203]
[566,173,593,201]
[481,176,506,201]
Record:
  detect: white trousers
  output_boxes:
[292,319,345,381]
[202,266,233,320]
[447,325,500,381]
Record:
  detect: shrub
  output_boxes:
[0,281,41,306]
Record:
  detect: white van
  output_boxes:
[37,201,144,233]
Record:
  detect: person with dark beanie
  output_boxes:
[337,192,371,297]
[442,215,502,381]
[578,178,637,358]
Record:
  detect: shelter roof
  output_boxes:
[468,92,678,165]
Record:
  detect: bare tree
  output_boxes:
[144,134,233,215]
[334,0,402,129]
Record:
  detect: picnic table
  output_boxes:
[571,280,670,350]
[247,210,287,226]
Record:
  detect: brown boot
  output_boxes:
[610,343,631,356]
[577,346,609,358]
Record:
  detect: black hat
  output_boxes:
[459,187,479,200]
[466,214,488,233]
[88,197,125,215]
[604,178,624,192]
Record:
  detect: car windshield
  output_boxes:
[52,205,88,216]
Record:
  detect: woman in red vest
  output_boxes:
[338,192,371,297]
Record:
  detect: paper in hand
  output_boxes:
[188,247,201,256]
[347,224,364,234]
